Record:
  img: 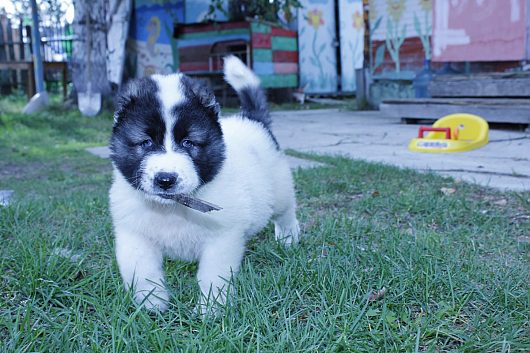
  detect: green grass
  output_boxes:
[0,97,529,352]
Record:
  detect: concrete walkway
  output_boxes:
[271,109,530,191]
[86,109,530,192]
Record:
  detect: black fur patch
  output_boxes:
[237,86,279,148]
[175,76,225,184]
[109,75,226,191]
[110,77,166,189]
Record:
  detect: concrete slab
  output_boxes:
[0,190,14,206]
[285,156,326,170]
[86,146,326,170]
[86,146,111,159]
[271,109,530,191]
[86,109,529,191]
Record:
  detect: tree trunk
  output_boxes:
[71,0,111,98]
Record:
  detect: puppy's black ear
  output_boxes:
[113,78,158,124]
[181,76,220,117]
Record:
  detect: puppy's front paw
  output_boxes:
[275,220,300,247]
[133,285,169,312]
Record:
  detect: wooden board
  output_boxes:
[260,74,297,88]
[177,22,248,35]
[429,73,530,97]
[253,48,272,62]
[380,98,530,124]
[271,36,297,51]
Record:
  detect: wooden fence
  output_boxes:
[0,14,73,99]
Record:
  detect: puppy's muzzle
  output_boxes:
[154,172,178,192]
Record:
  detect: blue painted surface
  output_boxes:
[338,0,363,92]
[298,0,338,93]
[253,62,275,75]
[130,1,184,45]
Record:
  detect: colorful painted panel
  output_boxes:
[176,22,250,74]
[175,21,298,88]
[338,0,365,92]
[127,0,184,77]
[432,0,526,61]
[298,0,338,93]
[369,0,432,78]
[250,22,299,88]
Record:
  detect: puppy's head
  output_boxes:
[110,74,225,203]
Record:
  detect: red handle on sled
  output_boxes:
[418,127,451,139]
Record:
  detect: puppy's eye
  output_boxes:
[140,139,153,148]
[181,139,195,149]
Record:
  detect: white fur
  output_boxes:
[110,113,299,312]
[140,151,200,196]
[151,73,186,119]
[223,55,261,91]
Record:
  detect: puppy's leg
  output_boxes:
[273,204,300,247]
[196,234,245,313]
[115,230,169,311]
[272,167,300,246]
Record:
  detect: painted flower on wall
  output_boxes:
[419,0,432,12]
[386,0,406,23]
[353,10,363,30]
[306,9,324,31]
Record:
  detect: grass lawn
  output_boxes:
[0,97,529,352]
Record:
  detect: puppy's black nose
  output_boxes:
[154,172,177,191]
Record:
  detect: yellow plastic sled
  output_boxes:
[408,113,489,153]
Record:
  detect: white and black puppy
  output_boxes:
[109,56,300,312]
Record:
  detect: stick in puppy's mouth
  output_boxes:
[157,194,222,213]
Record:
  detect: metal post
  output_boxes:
[22,0,48,113]
[30,0,45,93]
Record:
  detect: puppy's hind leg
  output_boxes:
[272,164,300,247]
[273,204,300,247]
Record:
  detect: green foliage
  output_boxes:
[206,0,302,24]
[5,0,68,24]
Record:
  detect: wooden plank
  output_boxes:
[180,62,209,72]
[251,22,271,34]
[0,62,32,69]
[271,27,297,37]
[178,28,249,40]
[380,98,530,124]
[177,21,249,35]
[252,33,271,48]
[177,34,250,48]
[271,36,297,51]
[179,45,211,60]
[272,50,298,63]
[527,0,530,59]
[259,73,297,88]
[253,62,274,75]
[383,98,530,106]
[429,73,530,97]
[273,62,297,74]
[253,48,272,62]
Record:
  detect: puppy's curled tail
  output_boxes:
[223,55,271,129]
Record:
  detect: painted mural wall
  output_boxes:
[369,0,432,79]
[298,0,338,93]
[432,0,526,62]
[338,0,365,92]
[127,0,184,77]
